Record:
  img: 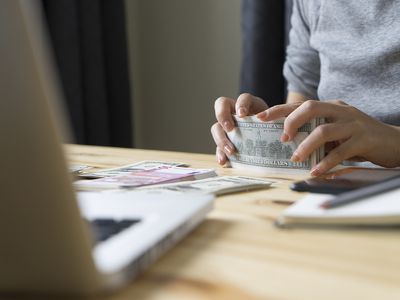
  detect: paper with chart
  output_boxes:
[227,115,324,172]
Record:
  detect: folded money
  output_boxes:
[74,166,217,190]
[138,176,273,196]
[80,160,189,178]
[227,115,324,172]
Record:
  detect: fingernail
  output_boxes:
[238,107,247,117]
[291,151,300,162]
[257,111,268,120]
[281,133,289,142]
[217,154,224,165]
[224,144,234,155]
[224,121,233,131]
[310,166,321,177]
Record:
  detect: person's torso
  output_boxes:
[305,0,400,125]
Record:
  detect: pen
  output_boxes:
[320,175,400,209]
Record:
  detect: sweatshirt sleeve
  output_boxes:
[283,0,320,100]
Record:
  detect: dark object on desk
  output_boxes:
[290,168,400,194]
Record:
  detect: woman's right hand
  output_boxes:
[210,93,269,165]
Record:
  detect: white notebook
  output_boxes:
[276,189,400,227]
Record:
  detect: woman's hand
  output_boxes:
[257,100,400,175]
[211,93,268,165]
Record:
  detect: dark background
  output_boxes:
[42,0,292,148]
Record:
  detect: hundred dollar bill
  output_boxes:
[138,176,273,196]
[74,166,216,190]
[227,115,324,172]
[80,160,189,178]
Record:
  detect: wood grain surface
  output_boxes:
[66,145,400,300]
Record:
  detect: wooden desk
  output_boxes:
[67,145,400,300]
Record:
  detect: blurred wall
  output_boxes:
[125,0,241,154]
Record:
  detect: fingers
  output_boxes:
[215,93,269,132]
[283,100,344,140]
[214,97,236,132]
[213,93,268,165]
[235,93,253,117]
[211,122,235,158]
[256,102,301,122]
[310,139,360,176]
[291,123,351,163]
[235,93,269,117]
[216,147,227,165]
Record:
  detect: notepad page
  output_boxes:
[283,188,400,219]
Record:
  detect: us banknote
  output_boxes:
[227,115,324,172]
[74,166,216,190]
[80,160,189,178]
[138,176,273,196]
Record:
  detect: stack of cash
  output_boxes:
[74,166,217,190]
[80,161,188,178]
[138,176,273,196]
[75,160,273,195]
[227,115,324,173]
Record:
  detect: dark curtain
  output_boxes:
[42,0,133,147]
[240,0,292,107]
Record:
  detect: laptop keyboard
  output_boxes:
[88,218,141,243]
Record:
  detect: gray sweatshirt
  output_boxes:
[283,0,400,125]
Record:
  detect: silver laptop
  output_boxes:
[0,0,213,295]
